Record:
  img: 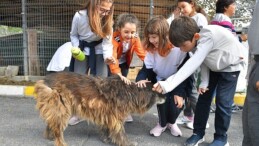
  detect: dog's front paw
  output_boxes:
[127,141,138,146]
[100,135,111,144]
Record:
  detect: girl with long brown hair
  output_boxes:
[69,0,116,125]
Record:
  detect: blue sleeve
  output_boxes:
[135,63,157,83]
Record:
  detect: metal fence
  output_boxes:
[0,0,176,76]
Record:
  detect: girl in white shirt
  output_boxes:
[69,0,115,76]
[68,0,116,126]
[177,0,208,27]
[136,16,187,137]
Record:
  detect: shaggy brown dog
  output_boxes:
[34,71,165,146]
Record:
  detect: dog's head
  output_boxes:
[154,92,166,105]
[138,83,166,109]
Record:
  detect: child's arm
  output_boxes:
[198,63,209,94]
[102,35,116,64]
[70,12,80,47]
[109,41,121,74]
[133,38,146,61]
[136,63,157,88]
[136,64,157,82]
[154,36,213,94]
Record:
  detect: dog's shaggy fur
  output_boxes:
[34,71,165,146]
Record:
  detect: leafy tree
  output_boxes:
[197,0,256,27]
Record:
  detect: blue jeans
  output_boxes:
[193,71,240,142]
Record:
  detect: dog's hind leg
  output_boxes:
[44,92,71,146]
[99,126,112,144]
[44,125,54,140]
[108,124,137,146]
[47,119,68,146]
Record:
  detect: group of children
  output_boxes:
[47,0,248,146]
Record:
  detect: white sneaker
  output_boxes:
[176,116,193,125]
[68,116,84,126]
[124,115,133,122]
[185,122,210,130]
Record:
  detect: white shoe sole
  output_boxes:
[150,128,166,137]
[225,142,230,146]
[195,137,205,146]
[68,119,84,126]
[184,137,204,146]
[185,122,209,130]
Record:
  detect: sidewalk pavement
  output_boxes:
[0,84,246,106]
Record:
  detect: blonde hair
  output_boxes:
[84,0,114,38]
[143,16,171,57]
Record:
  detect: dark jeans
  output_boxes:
[193,71,240,142]
[158,91,183,127]
[184,70,199,117]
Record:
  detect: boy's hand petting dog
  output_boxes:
[136,80,151,88]
[118,73,131,85]
[174,95,184,108]
[198,87,209,95]
[152,82,163,93]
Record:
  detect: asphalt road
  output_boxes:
[0,96,243,146]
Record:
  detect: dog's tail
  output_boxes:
[34,80,71,126]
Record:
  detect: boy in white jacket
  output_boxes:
[153,16,246,146]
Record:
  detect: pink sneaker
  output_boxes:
[167,123,182,137]
[68,116,84,126]
[150,123,167,137]
[124,115,133,123]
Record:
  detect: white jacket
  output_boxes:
[47,42,72,72]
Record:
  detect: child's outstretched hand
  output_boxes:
[105,56,116,65]
[118,74,131,85]
[136,80,151,88]
[198,88,209,95]
[174,95,184,108]
[152,83,163,93]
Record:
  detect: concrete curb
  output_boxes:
[0,85,35,97]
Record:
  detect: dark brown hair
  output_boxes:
[169,16,199,47]
[114,13,140,32]
[143,16,171,57]
[177,0,207,17]
[216,0,236,13]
